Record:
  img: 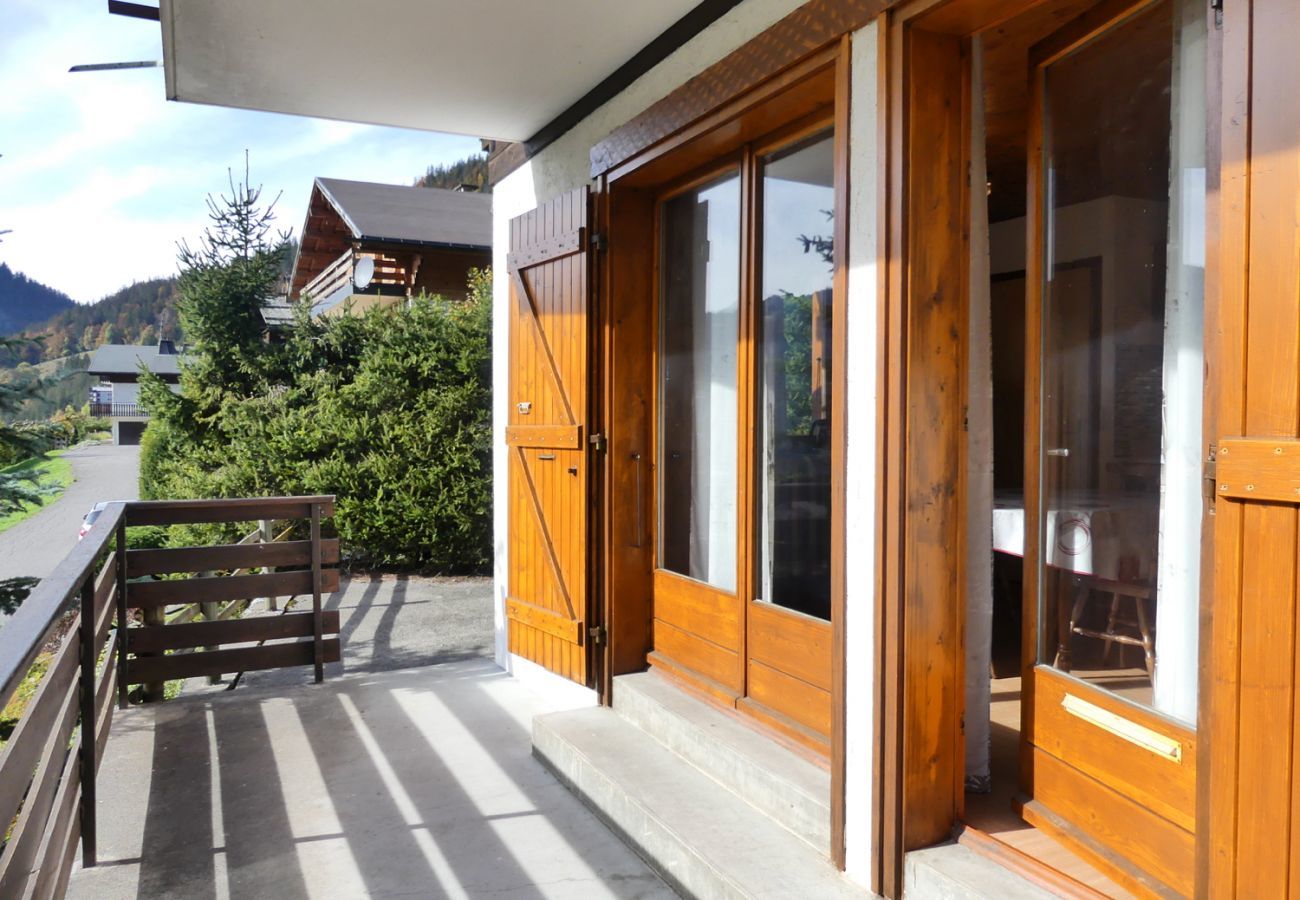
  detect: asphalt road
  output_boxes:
[0,442,140,585]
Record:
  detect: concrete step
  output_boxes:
[534,707,868,900]
[613,671,830,853]
[903,845,1061,900]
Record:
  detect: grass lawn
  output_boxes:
[0,451,75,535]
[0,651,52,751]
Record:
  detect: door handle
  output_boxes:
[1047,448,1070,457]
[538,453,556,461]
[632,452,643,548]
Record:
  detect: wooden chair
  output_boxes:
[1053,565,1155,680]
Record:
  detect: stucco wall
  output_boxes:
[843,19,879,890]
[112,382,141,405]
[491,2,881,886]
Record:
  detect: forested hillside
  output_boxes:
[415,154,489,193]
[2,276,180,365]
[0,264,76,335]
[0,354,92,423]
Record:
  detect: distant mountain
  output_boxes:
[2,276,181,366]
[0,264,76,336]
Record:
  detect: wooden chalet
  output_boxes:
[146,0,1295,896]
[289,177,490,316]
[86,341,184,445]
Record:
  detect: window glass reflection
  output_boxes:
[756,131,835,620]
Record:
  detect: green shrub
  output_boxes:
[139,176,492,572]
[141,276,492,572]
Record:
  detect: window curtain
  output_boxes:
[1153,0,1207,726]
[966,35,995,791]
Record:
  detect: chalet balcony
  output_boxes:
[301,249,411,316]
[0,496,667,900]
[88,403,142,418]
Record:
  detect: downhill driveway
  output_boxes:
[0,442,140,587]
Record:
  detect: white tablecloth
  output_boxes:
[992,494,1158,581]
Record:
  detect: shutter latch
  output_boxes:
[588,625,606,645]
[589,433,607,453]
[591,232,608,253]
[1204,444,1217,510]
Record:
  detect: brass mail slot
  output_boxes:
[1061,693,1183,763]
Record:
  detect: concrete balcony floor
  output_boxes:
[66,577,674,900]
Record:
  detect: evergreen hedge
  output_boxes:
[136,169,491,572]
[140,280,492,572]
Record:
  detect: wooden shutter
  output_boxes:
[505,187,592,685]
[1206,2,1300,894]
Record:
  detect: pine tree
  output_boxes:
[141,160,292,460]
[0,336,52,512]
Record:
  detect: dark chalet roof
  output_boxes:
[87,343,185,380]
[316,178,491,249]
[259,299,296,328]
[289,178,491,299]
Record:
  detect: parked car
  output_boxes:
[78,501,110,540]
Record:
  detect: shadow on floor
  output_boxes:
[78,660,671,900]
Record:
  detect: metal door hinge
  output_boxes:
[1204,444,1218,509]
[589,433,607,452]
[1211,0,1223,27]
[591,232,608,253]
[588,625,606,645]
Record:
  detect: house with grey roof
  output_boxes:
[87,340,185,445]
[288,177,491,317]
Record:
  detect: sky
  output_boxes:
[0,0,483,303]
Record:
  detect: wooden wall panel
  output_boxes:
[413,247,492,301]
[589,0,890,177]
[1207,0,1300,894]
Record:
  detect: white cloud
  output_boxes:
[0,1,484,302]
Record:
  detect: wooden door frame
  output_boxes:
[1018,5,1200,895]
[875,0,1224,896]
[594,40,853,867]
[876,7,969,895]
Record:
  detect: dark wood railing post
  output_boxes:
[78,576,97,868]
[199,571,222,684]
[260,519,278,611]
[116,518,129,709]
[140,602,166,702]
[310,503,324,683]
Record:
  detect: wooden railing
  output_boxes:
[0,496,339,896]
[301,249,410,303]
[88,402,141,417]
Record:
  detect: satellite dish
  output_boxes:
[353,256,375,290]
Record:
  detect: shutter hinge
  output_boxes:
[589,433,607,452]
[591,232,608,253]
[588,624,606,645]
[1211,0,1223,27]
[1204,444,1218,509]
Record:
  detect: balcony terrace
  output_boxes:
[301,249,411,317]
[0,496,669,900]
[88,403,142,419]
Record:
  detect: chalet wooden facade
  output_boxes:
[156,0,1297,895]
[289,177,490,316]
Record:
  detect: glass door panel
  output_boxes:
[659,172,742,592]
[1036,0,1205,725]
[755,130,836,621]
